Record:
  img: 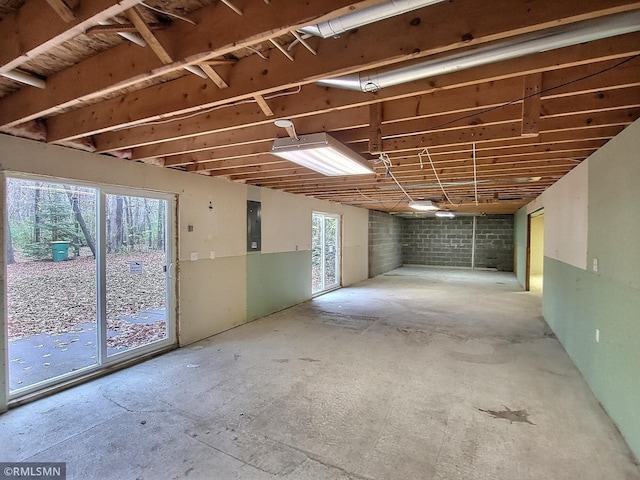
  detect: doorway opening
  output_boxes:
[5,176,175,399]
[527,209,544,294]
[312,212,341,295]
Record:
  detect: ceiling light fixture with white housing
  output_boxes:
[435,210,456,218]
[271,131,374,176]
[408,200,439,211]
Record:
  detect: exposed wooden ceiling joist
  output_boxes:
[0,0,141,74]
[94,31,640,153]
[0,0,378,128]
[0,0,638,214]
[44,0,640,142]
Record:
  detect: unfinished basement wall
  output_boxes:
[0,135,369,412]
[516,118,640,460]
[401,215,514,271]
[368,210,402,277]
[245,186,368,321]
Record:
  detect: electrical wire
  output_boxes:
[472,142,478,206]
[355,187,391,210]
[246,46,269,60]
[140,2,197,25]
[379,153,414,203]
[422,147,454,205]
[389,53,640,203]
[116,86,302,130]
[424,53,640,133]
[263,85,301,100]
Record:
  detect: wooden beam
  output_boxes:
[92,33,640,152]
[541,85,640,117]
[254,95,275,116]
[46,0,77,22]
[0,0,141,74]
[220,0,243,16]
[129,88,634,163]
[85,23,167,35]
[175,126,616,173]
[199,64,229,89]
[522,73,543,137]
[45,0,640,141]
[369,103,383,154]
[269,39,295,61]
[126,7,173,64]
[163,141,274,166]
[0,0,371,127]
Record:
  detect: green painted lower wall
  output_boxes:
[246,250,312,321]
[514,208,528,288]
[544,257,640,459]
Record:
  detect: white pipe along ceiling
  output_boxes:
[299,0,445,38]
[316,10,640,92]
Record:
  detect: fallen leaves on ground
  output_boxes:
[7,251,167,347]
[107,318,166,349]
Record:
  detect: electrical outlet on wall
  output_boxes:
[593,258,599,272]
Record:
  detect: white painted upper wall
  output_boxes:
[259,185,369,286]
[527,159,589,270]
[0,135,249,261]
[0,134,370,341]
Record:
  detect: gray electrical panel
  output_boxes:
[247,200,261,251]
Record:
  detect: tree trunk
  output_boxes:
[156,200,164,250]
[64,186,96,258]
[123,196,134,247]
[7,221,16,265]
[113,196,123,252]
[144,198,152,249]
[34,183,41,243]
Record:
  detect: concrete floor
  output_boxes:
[1,267,639,480]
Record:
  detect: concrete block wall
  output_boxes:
[402,217,474,267]
[474,215,514,271]
[401,215,514,271]
[368,210,403,277]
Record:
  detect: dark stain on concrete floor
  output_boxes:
[479,406,536,425]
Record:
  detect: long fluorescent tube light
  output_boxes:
[435,210,455,218]
[409,200,439,211]
[271,133,374,176]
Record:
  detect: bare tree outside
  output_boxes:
[6,178,170,393]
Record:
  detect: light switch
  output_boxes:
[210,251,215,259]
[190,252,198,261]
[593,258,598,272]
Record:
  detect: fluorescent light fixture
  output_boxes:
[409,200,439,211]
[435,210,455,218]
[271,133,374,176]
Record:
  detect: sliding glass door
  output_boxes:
[5,176,175,398]
[105,193,169,357]
[5,179,98,392]
[312,212,341,295]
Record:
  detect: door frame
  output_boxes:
[3,173,177,402]
[526,207,544,293]
[312,211,342,295]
